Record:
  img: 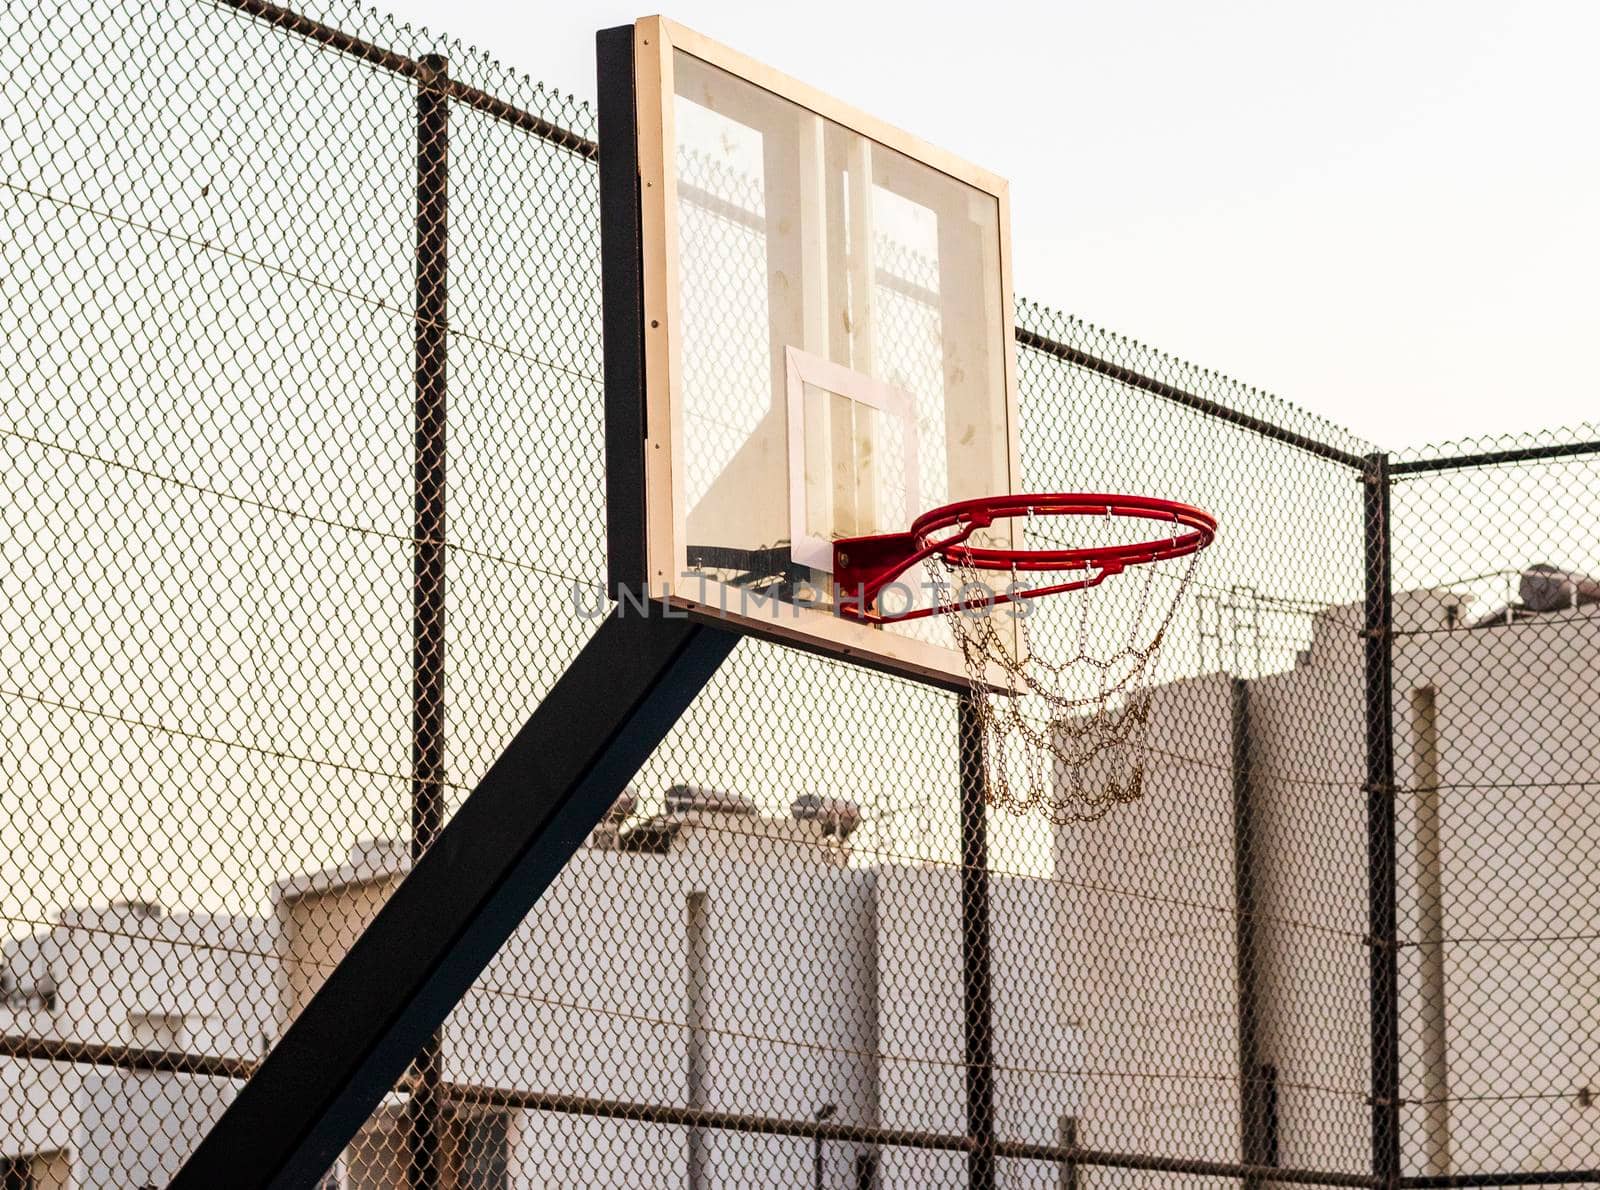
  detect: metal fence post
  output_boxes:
[959,693,997,1190]
[1232,677,1272,1185]
[1363,451,1400,1186]
[409,51,451,1190]
[1058,1116,1079,1190]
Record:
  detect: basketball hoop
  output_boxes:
[834,493,1217,823]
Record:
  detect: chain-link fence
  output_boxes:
[1,0,1596,1186]
[1387,429,1600,1186]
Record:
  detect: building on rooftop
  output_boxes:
[3,790,1073,1188]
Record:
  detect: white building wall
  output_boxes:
[460,815,881,1188]
[0,1059,76,1158]
[0,1065,238,1190]
[874,862,965,1187]
[276,812,1051,1188]
[506,1111,688,1189]
[271,810,1074,1188]
[1249,603,1370,1176]
[0,904,273,1059]
[1214,588,1600,1181]
[0,904,271,1184]
[876,865,1079,1188]
[453,845,689,1105]
[685,831,878,1188]
[72,1068,237,1189]
[1053,672,1242,1187]
[1392,595,1600,1175]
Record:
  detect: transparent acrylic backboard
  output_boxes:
[620,17,1022,685]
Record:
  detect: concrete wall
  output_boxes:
[0,905,269,1185]
[1392,595,1600,1175]
[1248,600,1370,1176]
[1052,672,1243,1187]
[0,1068,237,1190]
[0,1059,75,1158]
[0,904,272,1058]
[268,813,1073,1188]
[876,864,1078,1189]
[74,1068,237,1189]
[1077,590,1600,1182]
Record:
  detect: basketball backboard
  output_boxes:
[598,17,1022,686]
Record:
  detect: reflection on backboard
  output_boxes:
[602,17,1023,685]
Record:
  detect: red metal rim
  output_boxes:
[831,492,1217,623]
[913,492,1217,573]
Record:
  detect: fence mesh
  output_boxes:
[1389,431,1600,1182]
[1,0,1596,1186]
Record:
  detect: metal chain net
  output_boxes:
[931,548,1200,825]
[1,0,1596,1186]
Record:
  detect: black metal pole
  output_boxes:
[1232,677,1270,1187]
[958,693,996,1190]
[596,26,649,601]
[811,1101,835,1190]
[408,51,451,1190]
[170,614,738,1190]
[1402,1172,1600,1187]
[1059,1116,1079,1190]
[1363,451,1400,1187]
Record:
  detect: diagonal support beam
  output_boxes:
[171,612,737,1190]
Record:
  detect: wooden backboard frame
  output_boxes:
[600,16,1023,688]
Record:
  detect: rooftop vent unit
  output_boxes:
[603,789,639,823]
[589,789,640,850]
[791,794,862,839]
[1469,564,1600,629]
[664,784,758,816]
[1520,564,1600,613]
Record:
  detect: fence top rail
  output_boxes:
[213,0,598,157]
[1015,326,1371,470]
[1392,434,1600,476]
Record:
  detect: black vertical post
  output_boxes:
[596,26,649,599]
[1363,451,1400,1187]
[958,694,996,1190]
[409,52,450,1190]
[1231,678,1269,1187]
[1058,1117,1079,1190]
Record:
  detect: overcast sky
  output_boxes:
[377,0,1599,451]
